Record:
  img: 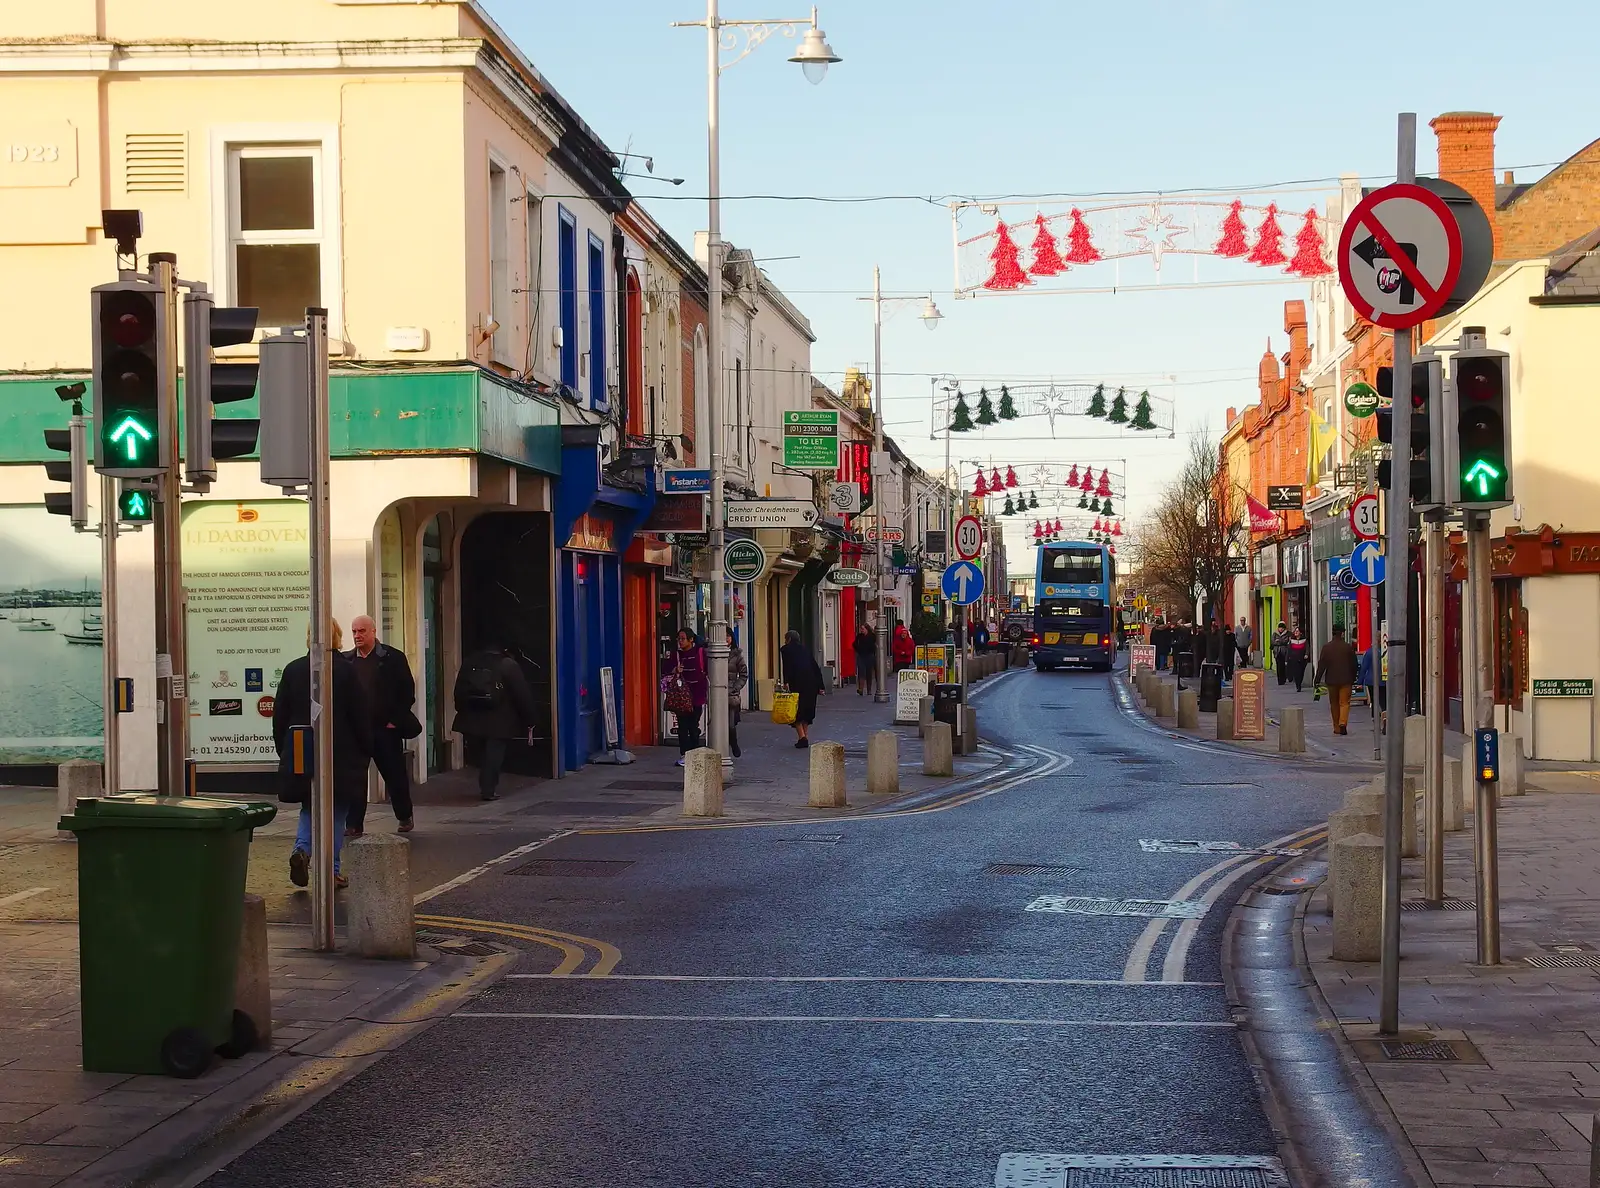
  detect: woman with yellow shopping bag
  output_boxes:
[777,629,825,748]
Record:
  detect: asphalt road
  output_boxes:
[204,662,1357,1188]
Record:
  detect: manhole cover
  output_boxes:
[1399,898,1476,912]
[1379,1040,1458,1061]
[1524,953,1600,969]
[996,1154,1287,1188]
[986,863,1079,876]
[1024,896,1206,920]
[508,858,635,878]
[434,941,501,958]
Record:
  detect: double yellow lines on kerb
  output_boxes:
[416,913,622,978]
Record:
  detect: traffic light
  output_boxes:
[1373,356,1443,506]
[43,382,89,529]
[91,281,167,478]
[1446,343,1512,509]
[184,292,260,486]
[258,331,311,492]
[117,482,154,523]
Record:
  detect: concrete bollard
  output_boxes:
[1279,705,1306,753]
[1154,681,1176,719]
[918,696,932,739]
[234,894,271,1049]
[682,747,724,817]
[1444,757,1464,831]
[57,758,102,839]
[1403,714,1427,768]
[866,730,899,796]
[1327,805,1382,916]
[1502,735,1526,797]
[1462,741,1478,808]
[1400,774,1419,858]
[1216,697,1235,739]
[923,721,953,777]
[956,707,980,756]
[1331,833,1384,961]
[1177,689,1199,730]
[344,835,415,959]
[808,742,847,808]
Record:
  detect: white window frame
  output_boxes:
[488,151,512,364]
[209,123,343,342]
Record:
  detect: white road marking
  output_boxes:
[997,1153,1288,1187]
[0,887,49,908]
[413,830,573,905]
[507,973,1224,987]
[1026,896,1207,919]
[453,1011,1236,1027]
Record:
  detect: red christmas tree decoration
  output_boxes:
[1032,521,1043,540]
[973,470,988,497]
[989,468,1004,491]
[1004,465,1019,488]
[983,219,1031,291]
[1285,207,1334,276]
[1079,468,1094,492]
[1248,203,1288,267]
[1112,522,1123,537]
[1066,464,1080,487]
[1215,199,1249,258]
[1096,468,1113,498]
[1028,213,1067,277]
[1064,208,1101,264]
[1093,518,1104,533]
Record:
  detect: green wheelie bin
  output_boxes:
[58,795,278,1078]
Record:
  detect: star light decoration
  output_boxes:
[1123,205,1189,272]
[1037,386,1073,438]
[1028,464,1056,491]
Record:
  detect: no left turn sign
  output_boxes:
[1337,183,1463,330]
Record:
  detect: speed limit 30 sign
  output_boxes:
[1349,493,1380,541]
[954,515,983,560]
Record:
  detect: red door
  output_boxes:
[623,568,657,747]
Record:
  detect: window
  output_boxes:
[731,358,743,465]
[1042,547,1104,582]
[625,269,644,435]
[587,232,606,408]
[229,146,322,328]
[691,326,708,461]
[488,157,510,362]
[557,208,577,390]
[1040,598,1107,621]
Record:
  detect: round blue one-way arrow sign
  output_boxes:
[942,561,985,606]
[1350,540,1386,586]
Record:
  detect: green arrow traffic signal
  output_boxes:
[108,415,154,462]
[1463,459,1503,498]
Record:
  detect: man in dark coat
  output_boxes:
[1314,624,1360,735]
[273,621,373,889]
[344,615,418,837]
[452,644,538,801]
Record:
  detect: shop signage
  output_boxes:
[566,513,617,552]
[924,529,947,557]
[1282,537,1310,587]
[1533,679,1594,698]
[1255,542,1280,586]
[599,666,620,749]
[669,532,709,551]
[1232,668,1267,740]
[828,481,861,514]
[782,410,839,469]
[1328,556,1358,601]
[1227,557,1247,576]
[916,644,951,684]
[895,667,930,724]
[864,525,904,544]
[661,468,711,495]
[1312,511,1356,562]
[1344,381,1379,419]
[824,566,870,587]
[640,494,707,534]
[1267,485,1304,512]
[921,591,937,608]
[725,498,818,529]
[722,539,767,584]
[1130,643,1155,673]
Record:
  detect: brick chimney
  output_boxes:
[1283,300,1309,378]
[1258,340,1280,403]
[1431,111,1501,256]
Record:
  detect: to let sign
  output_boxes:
[782,410,839,469]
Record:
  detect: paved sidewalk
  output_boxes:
[1303,783,1600,1187]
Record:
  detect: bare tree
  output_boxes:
[1131,433,1244,622]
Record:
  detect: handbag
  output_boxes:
[663,678,694,715]
[771,689,799,725]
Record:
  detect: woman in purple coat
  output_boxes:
[661,628,708,765]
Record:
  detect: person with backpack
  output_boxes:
[451,643,537,801]
[660,628,708,765]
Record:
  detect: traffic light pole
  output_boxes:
[1466,509,1501,964]
[1368,454,1383,762]
[1377,112,1416,1038]
[99,474,121,798]
[306,308,336,953]
[1423,511,1446,904]
[148,253,188,797]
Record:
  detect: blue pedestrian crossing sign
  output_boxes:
[1350,540,1386,586]
[942,561,985,606]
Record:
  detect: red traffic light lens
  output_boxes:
[1457,358,1503,403]
[103,291,156,348]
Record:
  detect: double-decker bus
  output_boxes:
[1032,540,1118,672]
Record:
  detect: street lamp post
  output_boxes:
[673,2,839,759]
[864,267,941,702]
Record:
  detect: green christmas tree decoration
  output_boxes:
[1087,383,1108,418]
[998,384,1019,420]
[1108,386,1130,423]
[1089,497,1102,514]
[1132,390,1156,430]
[1002,494,1016,515]
[976,387,998,426]
[1028,491,1039,509]
[950,390,975,432]
[1102,498,1115,517]
[1078,493,1089,509]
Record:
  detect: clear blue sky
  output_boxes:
[484,0,1596,555]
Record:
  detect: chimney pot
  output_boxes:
[1503,170,1514,184]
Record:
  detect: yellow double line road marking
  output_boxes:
[416,913,622,978]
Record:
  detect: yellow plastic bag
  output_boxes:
[771,690,799,725]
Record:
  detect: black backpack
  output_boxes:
[456,657,504,711]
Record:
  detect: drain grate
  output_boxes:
[1524,953,1600,969]
[985,863,1079,876]
[508,858,635,878]
[1379,1040,1459,1061]
[1399,898,1477,912]
[1024,895,1206,920]
[996,1154,1287,1188]
[434,940,502,958]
